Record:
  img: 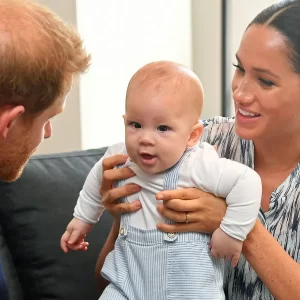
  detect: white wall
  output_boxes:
[33,1,282,153]
[35,0,82,155]
[33,0,224,153]
[192,0,222,119]
[76,0,192,149]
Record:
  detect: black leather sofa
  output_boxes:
[0,148,113,300]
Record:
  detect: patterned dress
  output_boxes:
[201,116,300,300]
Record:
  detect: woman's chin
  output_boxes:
[234,125,260,141]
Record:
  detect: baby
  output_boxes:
[61,61,261,300]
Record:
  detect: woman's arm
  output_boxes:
[243,221,300,300]
[95,218,120,293]
[95,154,141,293]
[157,188,300,300]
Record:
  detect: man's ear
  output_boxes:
[187,123,203,147]
[0,105,25,139]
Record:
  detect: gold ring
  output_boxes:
[185,212,189,224]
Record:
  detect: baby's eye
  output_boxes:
[130,122,141,129]
[157,125,169,132]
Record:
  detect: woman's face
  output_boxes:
[232,24,300,142]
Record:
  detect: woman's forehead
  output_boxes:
[237,25,291,71]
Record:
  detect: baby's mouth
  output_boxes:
[139,153,157,165]
[141,153,155,159]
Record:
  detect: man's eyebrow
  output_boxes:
[235,54,279,79]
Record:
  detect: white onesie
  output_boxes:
[74,142,262,241]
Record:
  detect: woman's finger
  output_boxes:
[162,199,200,212]
[100,154,131,195]
[107,201,141,215]
[156,204,191,223]
[102,184,141,205]
[156,222,204,233]
[102,154,129,171]
[156,188,203,201]
[103,167,135,182]
[101,167,135,196]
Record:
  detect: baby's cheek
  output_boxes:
[161,151,182,170]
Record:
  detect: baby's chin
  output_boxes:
[137,160,178,175]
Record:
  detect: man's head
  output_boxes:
[124,61,204,174]
[0,0,91,181]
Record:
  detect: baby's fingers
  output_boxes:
[231,252,240,268]
[60,231,71,253]
[210,247,219,259]
[67,241,89,251]
[68,230,84,245]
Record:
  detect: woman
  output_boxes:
[96,2,300,299]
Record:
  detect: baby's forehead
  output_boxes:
[126,88,197,118]
[126,62,203,119]
[136,68,191,87]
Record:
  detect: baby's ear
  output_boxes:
[187,123,203,147]
[122,114,126,124]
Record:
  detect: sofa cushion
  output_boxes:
[0,224,23,300]
[0,148,114,300]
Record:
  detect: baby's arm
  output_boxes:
[213,164,261,266]
[190,143,262,266]
[60,158,105,252]
[74,158,106,224]
[61,143,126,253]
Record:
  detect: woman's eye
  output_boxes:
[259,78,274,87]
[232,63,245,73]
[157,125,169,132]
[130,122,141,129]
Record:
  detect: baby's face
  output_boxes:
[124,84,196,174]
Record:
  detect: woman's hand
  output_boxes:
[100,154,141,216]
[156,188,226,233]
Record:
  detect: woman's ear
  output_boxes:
[0,105,25,139]
[187,123,203,147]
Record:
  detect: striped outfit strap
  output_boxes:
[163,147,194,225]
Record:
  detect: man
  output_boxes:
[0,0,90,298]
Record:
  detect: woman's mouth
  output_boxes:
[238,108,261,117]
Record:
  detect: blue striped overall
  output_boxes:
[100,149,225,300]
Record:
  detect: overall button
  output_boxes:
[119,227,125,236]
[167,232,177,239]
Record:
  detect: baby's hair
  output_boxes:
[125,61,203,122]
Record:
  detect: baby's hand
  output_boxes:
[209,228,243,267]
[60,218,93,253]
